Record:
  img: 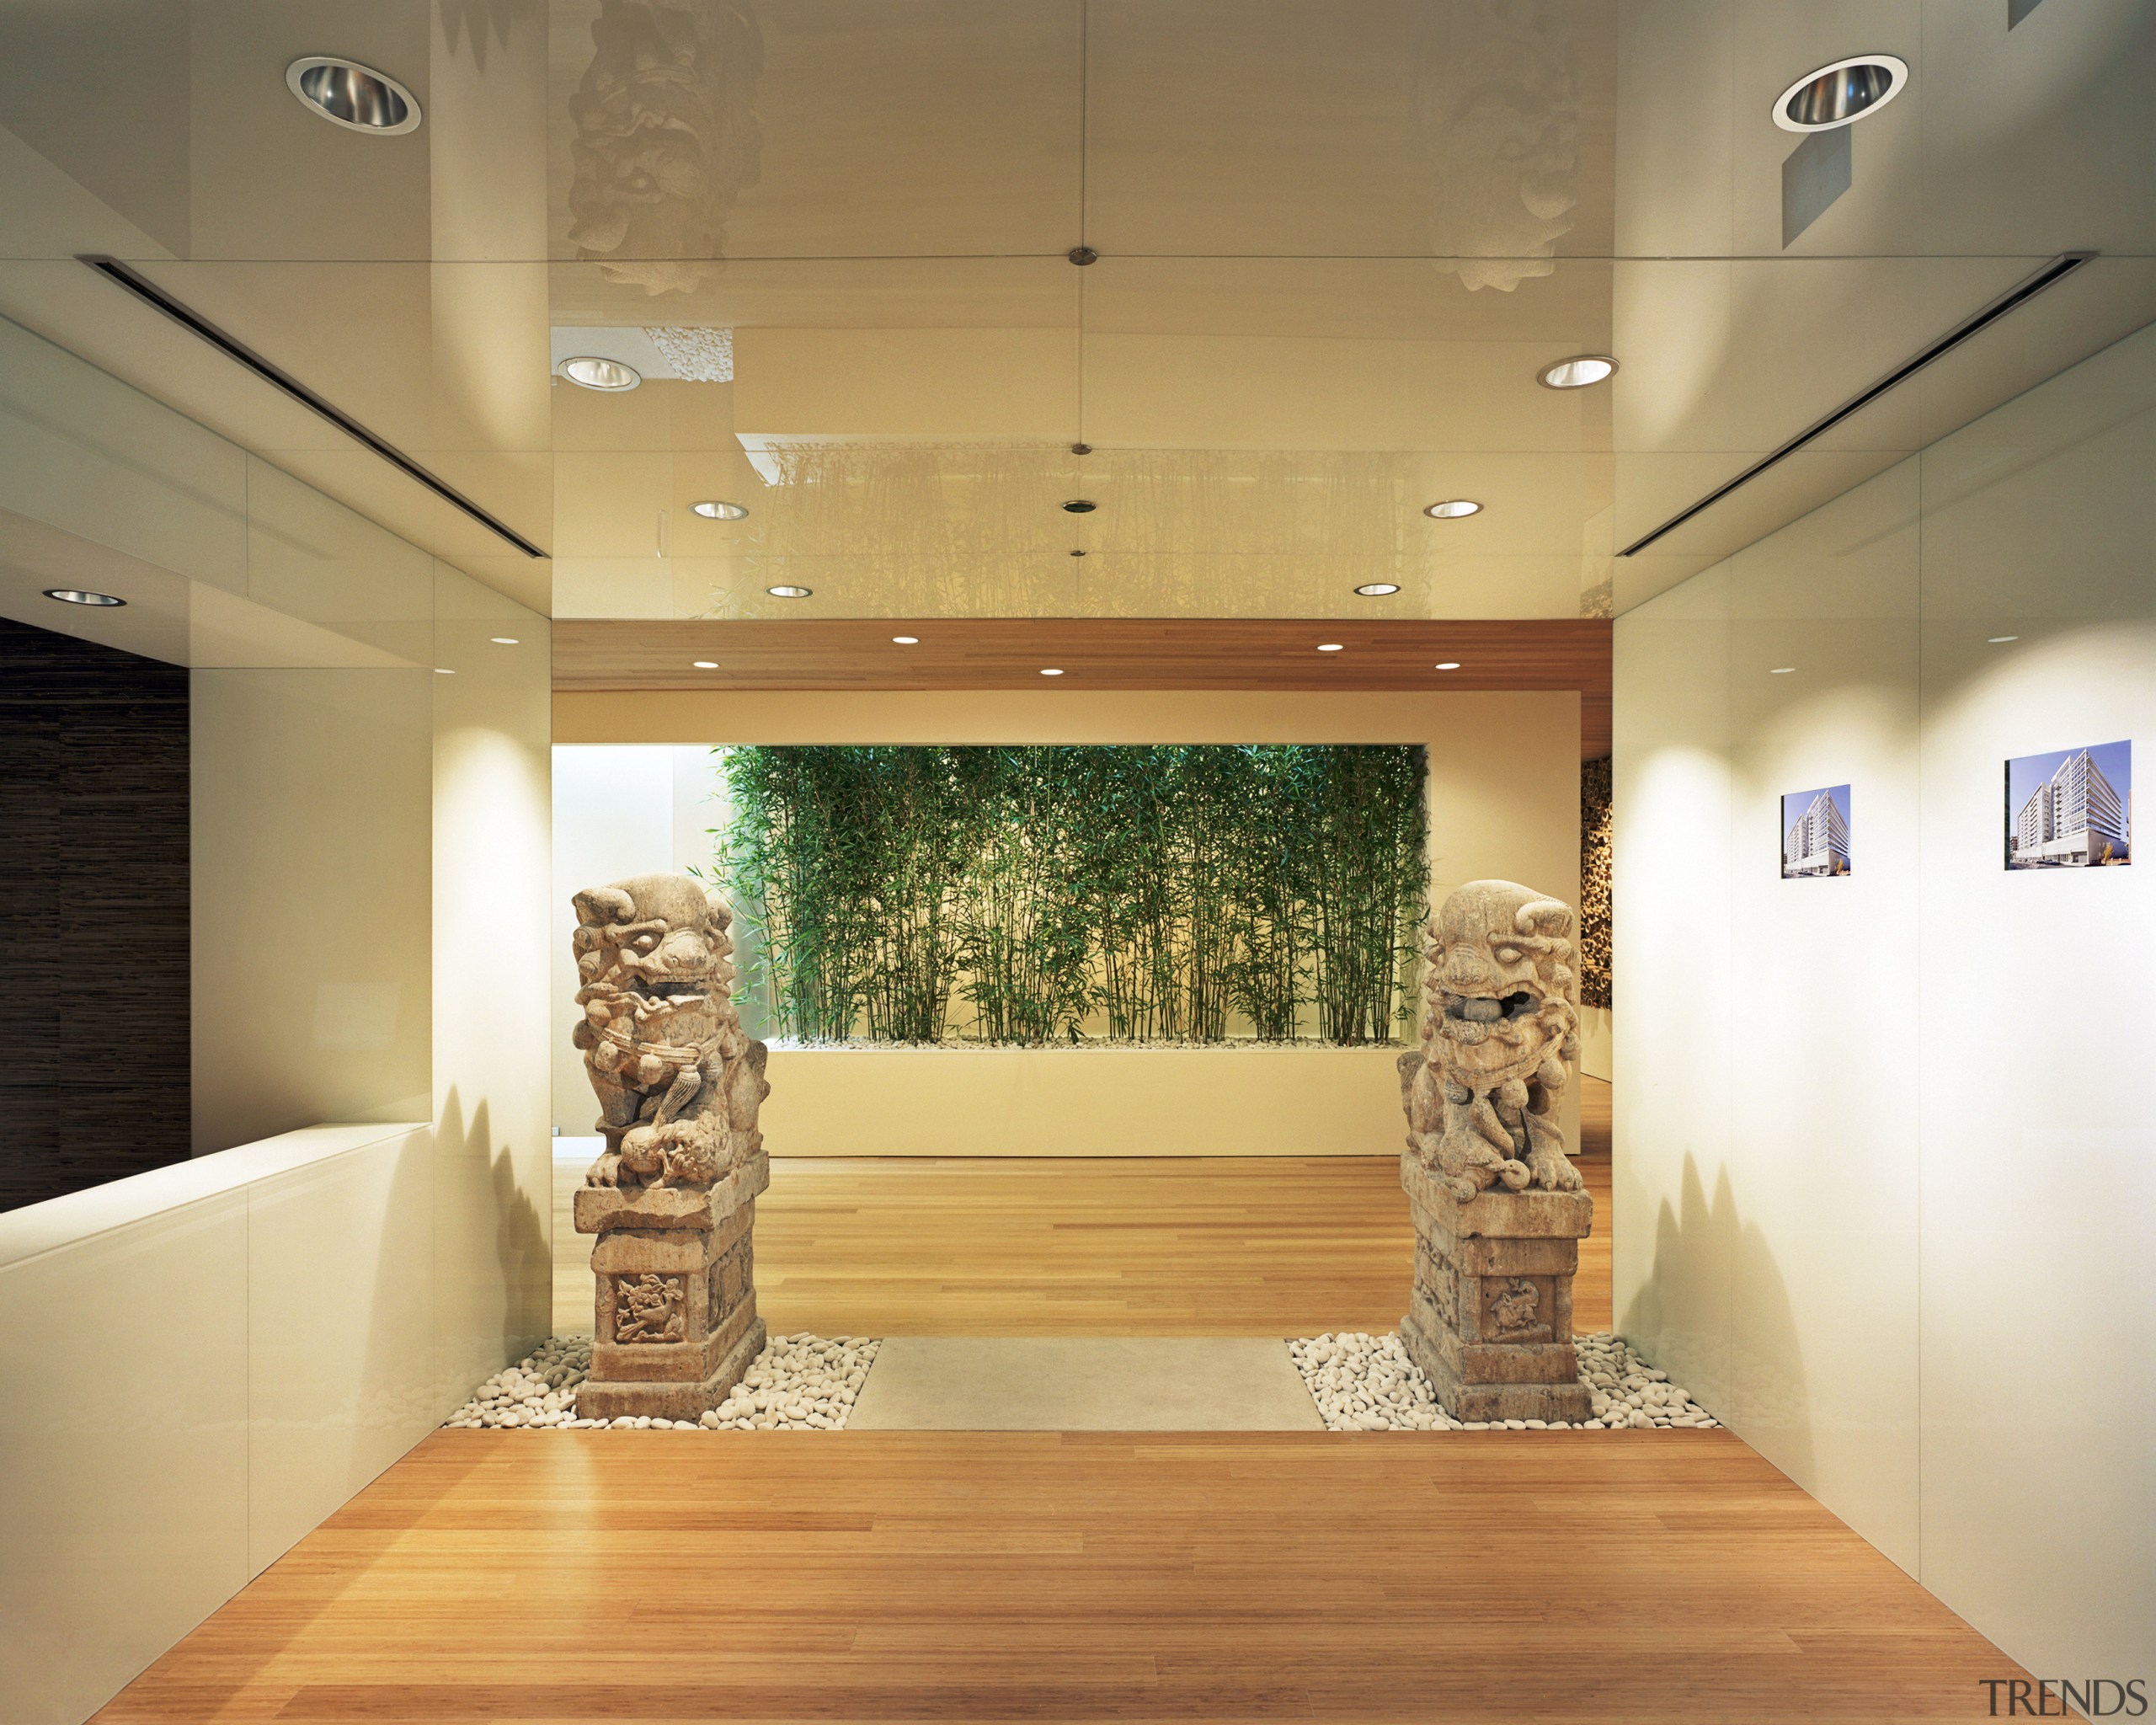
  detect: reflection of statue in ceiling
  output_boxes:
[567,0,763,296]
[1419,0,1580,291]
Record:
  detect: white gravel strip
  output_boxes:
[1289,1331,1720,1432]
[441,1332,883,1430]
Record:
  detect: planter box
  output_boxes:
[755,1044,1412,1157]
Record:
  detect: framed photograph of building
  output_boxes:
[1781,784,1852,879]
[2005,741,2132,869]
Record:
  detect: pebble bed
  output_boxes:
[442,1332,883,1430]
[1290,1331,1720,1431]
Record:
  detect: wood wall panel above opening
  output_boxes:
[553,617,1611,697]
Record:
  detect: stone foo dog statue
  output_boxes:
[1396,879,1593,1423]
[573,872,768,1192]
[570,872,771,1422]
[1397,879,1583,1202]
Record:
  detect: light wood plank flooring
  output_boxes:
[96,1428,2024,1722]
[554,1151,1612,1338]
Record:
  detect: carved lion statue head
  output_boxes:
[1423,878,1581,1090]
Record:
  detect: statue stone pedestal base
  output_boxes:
[1399,1158,1593,1423]
[573,1153,769,1422]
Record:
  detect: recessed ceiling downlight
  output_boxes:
[1774,56,1909,133]
[1423,499,1482,519]
[286,57,421,135]
[766,585,812,598]
[1434,661,1461,671]
[1536,355,1617,389]
[892,635,920,644]
[1354,583,1401,596]
[691,499,748,520]
[1316,643,1345,653]
[558,355,641,391]
[43,587,125,607]
[692,660,718,669]
[1040,667,1065,676]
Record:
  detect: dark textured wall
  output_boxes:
[0,616,189,1210]
[1581,755,1612,1010]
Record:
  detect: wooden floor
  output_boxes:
[553,1077,1614,1339]
[97,1429,2025,1723]
[110,1079,2025,1721]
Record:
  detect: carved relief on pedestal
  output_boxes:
[1485,1276,1549,1343]
[613,1274,686,1344]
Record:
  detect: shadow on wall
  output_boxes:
[1620,1151,1813,1487]
[435,1089,551,1389]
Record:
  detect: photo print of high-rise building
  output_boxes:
[1781,784,1852,879]
[2005,741,2132,869]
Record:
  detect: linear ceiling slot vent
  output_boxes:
[1619,250,2095,558]
[77,254,546,559]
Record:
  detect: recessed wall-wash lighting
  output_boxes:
[1423,499,1481,519]
[558,355,640,391]
[43,587,125,606]
[1354,583,1401,596]
[1537,355,1616,389]
[766,585,812,598]
[286,57,422,135]
[691,499,748,520]
[1773,56,1909,133]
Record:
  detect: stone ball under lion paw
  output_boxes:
[1496,1158,1532,1191]
[616,1126,665,1177]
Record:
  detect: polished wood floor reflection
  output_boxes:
[554,1134,1612,1339]
[96,1429,2024,1723]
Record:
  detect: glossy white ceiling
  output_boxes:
[0,0,2151,622]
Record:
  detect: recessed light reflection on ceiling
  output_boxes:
[1774,56,1909,133]
[766,585,813,598]
[892,635,920,644]
[691,499,748,520]
[1317,643,1345,653]
[1040,667,1065,676]
[558,355,641,392]
[1423,499,1481,519]
[1434,661,1461,671]
[286,57,421,135]
[692,660,718,669]
[1354,583,1401,596]
[43,587,125,606]
[1536,355,1617,390]
[1988,635,2020,644]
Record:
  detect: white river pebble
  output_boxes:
[440,1332,883,1432]
[1289,1331,1719,1434]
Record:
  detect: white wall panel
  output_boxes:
[1615,323,2156,1672]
